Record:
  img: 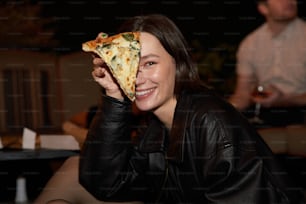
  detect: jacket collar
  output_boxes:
[167,93,189,162]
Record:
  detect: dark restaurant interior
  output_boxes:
[0,0,306,202]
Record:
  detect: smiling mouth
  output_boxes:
[136,88,155,97]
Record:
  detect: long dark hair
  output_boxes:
[117,14,203,98]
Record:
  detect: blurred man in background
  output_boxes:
[229,0,306,127]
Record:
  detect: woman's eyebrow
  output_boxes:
[141,54,160,60]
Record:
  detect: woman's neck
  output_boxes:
[153,97,177,130]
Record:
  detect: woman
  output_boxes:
[79,14,304,203]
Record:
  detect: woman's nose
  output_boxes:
[136,70,145,85]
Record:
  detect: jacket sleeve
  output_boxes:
[79,95,147,202]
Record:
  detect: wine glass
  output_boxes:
[249,85,268,124]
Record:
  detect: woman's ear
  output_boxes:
[257,3,269,16]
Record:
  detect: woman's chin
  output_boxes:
[135,104,151,112]
[135,100,156,112]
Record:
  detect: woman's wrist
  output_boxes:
[105,90,125,102]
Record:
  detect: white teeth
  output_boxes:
[136,88,154,96]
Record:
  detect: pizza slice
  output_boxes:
[82,32,141,101]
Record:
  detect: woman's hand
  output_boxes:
[91,33,124,101]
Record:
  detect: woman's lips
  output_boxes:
[136,88,155,98]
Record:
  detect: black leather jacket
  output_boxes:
[79,86,304,204]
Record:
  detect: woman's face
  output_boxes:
[135,32,176,115]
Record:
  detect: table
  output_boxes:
[0,148,79,161]
[0,148,79,202]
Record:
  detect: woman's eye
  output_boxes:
[139,61,156,70]
[144,61,155,67]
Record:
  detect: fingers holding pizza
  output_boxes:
[90,32,122,97]
[92,57,108,78]
[91,55,125,101]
